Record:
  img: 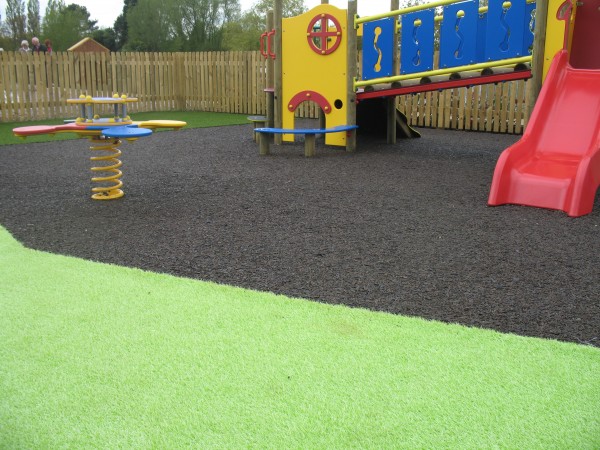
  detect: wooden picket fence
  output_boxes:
[0,51,269,122]
[397,79,531,134]
[0,51,530,133]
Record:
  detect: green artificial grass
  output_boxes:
[133,111,249,129]
[0,111,248,146]
[0,119,79,146]
[0,226,599,448]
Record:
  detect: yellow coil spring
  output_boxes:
[89,137,124,200]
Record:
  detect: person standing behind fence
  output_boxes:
[44,39,53,55]
[19,40,30,53]
[31,37,47,54]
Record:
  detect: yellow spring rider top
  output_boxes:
[13,94,186,200]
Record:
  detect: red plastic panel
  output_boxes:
[287,90,332,114]
[570,0,600,69]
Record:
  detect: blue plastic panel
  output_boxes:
[362,17,396,80]
[440,1,479,68]
[523,1,536,55]
[400,9,435,74]
[485,0,528,61]
[476,10,488,62]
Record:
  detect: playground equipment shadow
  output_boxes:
[0,123,598,347]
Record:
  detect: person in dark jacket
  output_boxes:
[31,37,47,54]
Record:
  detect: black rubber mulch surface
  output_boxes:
[1,124,598,347]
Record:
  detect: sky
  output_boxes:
[2,0,388,29]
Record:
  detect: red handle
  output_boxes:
[267,29,276,59]
[260,31,268,59]
[556,0,573,49]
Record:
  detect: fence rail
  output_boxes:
[0,51,530,133]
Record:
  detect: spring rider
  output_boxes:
[13,94,186,200]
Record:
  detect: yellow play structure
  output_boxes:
[256,0,582,156]
[281,5,350,147]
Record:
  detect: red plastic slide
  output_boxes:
[488,50,600,217]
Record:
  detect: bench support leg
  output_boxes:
[304,134,316,157]
[259,133,270,156]
[253,121,266,143]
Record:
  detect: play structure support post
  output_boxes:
[266,10,275,128]
[346,0,357,152]
[318,0,330,130]
[387,0,400,144]
[527,0,549,127]
[274,0,283,145]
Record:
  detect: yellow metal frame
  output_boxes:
[356,0,467,25]
[355,56,532,89]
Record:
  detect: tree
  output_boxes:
[42,1,98,51]
[221,9,262,51]
[125,0,242,51]
[124,0,178,51]
[27,0,40,37]
[251,0,306,18]
[64,3,97,31]
[222,0,306,51]
[92,28,118,52]
[5,0,26,47]
[113,0,137,51]
[170,0,242,51]
[0,13,15,50]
